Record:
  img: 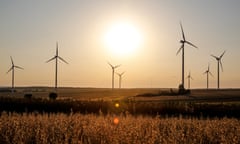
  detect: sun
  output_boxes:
[104,22,143,57]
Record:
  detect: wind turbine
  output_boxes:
[211,51,225,89]
[116,72,125,89]
[46,42,68,90]
[177,22,198,89]
[6,56,24,93]
[108,62,121,89]
[203,64,213,89]
[186,71,193,89]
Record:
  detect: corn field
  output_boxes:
[0,112,239,144]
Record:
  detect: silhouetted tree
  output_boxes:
[49,92,58,100]
[24,93,32,99]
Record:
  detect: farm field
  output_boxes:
[0,113,240,144]
[1,87,240,143]
[1,87,240,102]
[1,88,240,117]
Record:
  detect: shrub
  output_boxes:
[178,84,191,95]
[24,93,32,99]
[49,92,58,100]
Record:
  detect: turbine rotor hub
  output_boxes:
[180,40,184,43]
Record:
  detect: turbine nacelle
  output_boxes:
[180,40,185,43]
[116,71,125,77]
[211,55,220,61]
[46,42,68,89]
[46,42,68,64]
[177,22,198,89]
[7,56,24,73]
[108,62,121,70]
[116,71,125,89]
[211,51,225,72]
[186,72,193,80]
[177,23,198,55]
[211,51,225,89]
[203,64,213,77]
[6,56,23,93]
[108,62,121,89]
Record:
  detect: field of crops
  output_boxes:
[0,112,239,144]
[0,88,240,143]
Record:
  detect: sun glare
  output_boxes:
[104,22,143,57]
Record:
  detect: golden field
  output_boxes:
[1,88,240,143]
[0,113,239,144]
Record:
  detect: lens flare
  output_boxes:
[113,117,119,125]
[115,103,119,108]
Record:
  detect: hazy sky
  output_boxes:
[0,0,240,88]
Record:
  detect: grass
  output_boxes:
[0,112,239,144]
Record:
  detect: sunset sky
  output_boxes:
[0,0,240,88]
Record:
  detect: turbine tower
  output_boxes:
[177,22,198,89]
[203,64,213,89]
[46,42,68,90]
[116,72,125,89]
[211,51,225,89]
[186,71,193,89]
[108,62,121,89]
[7,56,24,93]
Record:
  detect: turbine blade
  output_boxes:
[186,71,193,80]
[220,60,223,72]
[211,55,218,59]
[116,72,125,76]
[185,41,198,48]
[46,56,56,63]
[6,67,13,74]
[108,62,114,68]
[203,71,207,75]
[115,72,120,76]
[58,56,68,64]
[10,56,14,66]
[114,65,121,69]
[180,22,185,41]
[120,72,125,75]
[176,45,183,55]
[209,71,214,77]
[15,66,24,70]
[56,42,58,56]
[220,50,226,59]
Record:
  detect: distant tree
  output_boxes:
[178,84,185,94]
[24,93,32,99]
[49,92,58,100]
[178,84,190,95]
